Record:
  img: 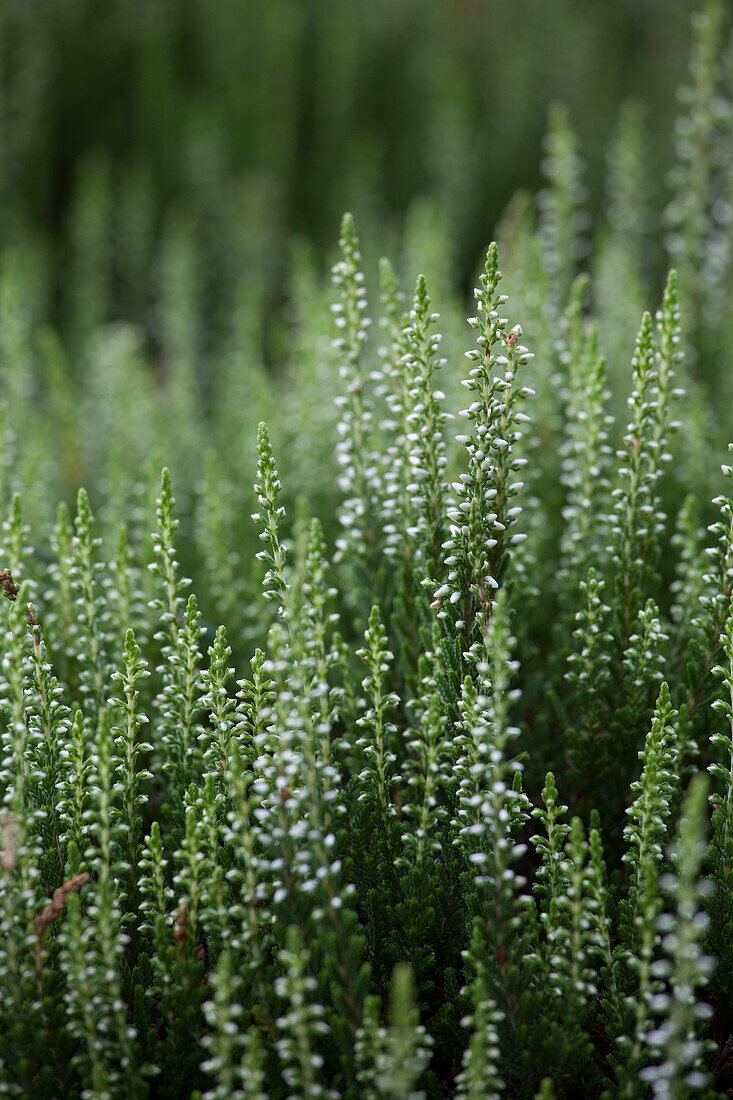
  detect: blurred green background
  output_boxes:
[0,0,696,345]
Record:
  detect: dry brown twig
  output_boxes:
[174,900,190,955]
[34,873,90,973]
[1,813,18,872]
[0,568,39,626]
[0,569,20,603]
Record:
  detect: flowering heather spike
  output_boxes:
[71,487,114,733]
[621,682,680,947]
[252,420,288,608]
[0,493,26,577]
[706,597,733,1008]
[151,466,185,638]
[109,627,152,909]
[436,242,533,698]
[331,213,378,578]
[402,273,448,582]
[538,103,586,307]
[639,775,713,1097]
[606,99,650,258]
[456,920,505,1099]
[356,964,432,1098]
[355,604,399,855]
[665,0,728,331]
[558,321,614,592]
[200,624,236,785]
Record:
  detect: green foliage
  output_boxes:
[4,5,733,1096]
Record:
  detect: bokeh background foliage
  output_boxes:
[0,0,696,341]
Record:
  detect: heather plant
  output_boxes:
[2,3,733,1098]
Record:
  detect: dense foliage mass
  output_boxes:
[3,1,733,1097]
